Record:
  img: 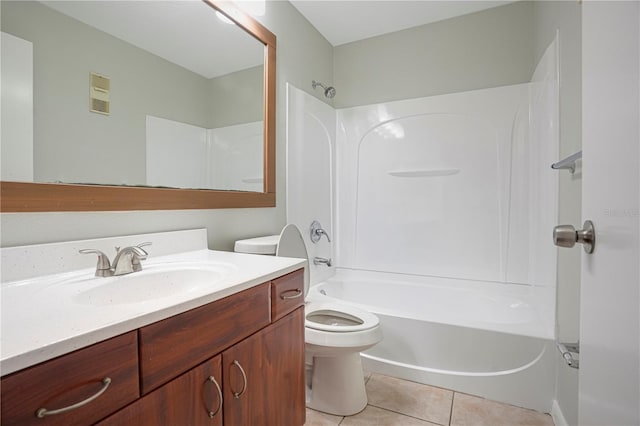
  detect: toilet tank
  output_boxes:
[233,235,280,255]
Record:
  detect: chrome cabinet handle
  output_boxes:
[36,377,111,418]
[230,360,247,399]
[280,289,303,300]
[206,376,223,418]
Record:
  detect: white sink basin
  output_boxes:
[64,261,238,306]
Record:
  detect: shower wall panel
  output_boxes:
[507,37,559,287]
[146,116,262,191]
[208,121,263,192]
[337,83,557,285]
[286,84,336,285]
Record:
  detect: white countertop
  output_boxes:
[1,232,306,376]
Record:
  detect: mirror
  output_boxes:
[0,0,276,211]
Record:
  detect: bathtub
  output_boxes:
[307,268,556,413]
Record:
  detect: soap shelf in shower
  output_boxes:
[551,151,582,173]
[388,169,460,178]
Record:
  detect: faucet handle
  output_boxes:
[130,245,148,272]
[136,242,152,249]
[79,249,112,277]
[310,220,332,244]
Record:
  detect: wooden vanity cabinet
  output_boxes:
[2,268,305,426]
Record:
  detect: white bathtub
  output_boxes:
[307,268,556,413]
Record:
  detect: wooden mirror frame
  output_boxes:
[0,0,276,212]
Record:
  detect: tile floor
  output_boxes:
[305,372,554,426]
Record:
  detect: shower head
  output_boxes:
[312,80,336,99]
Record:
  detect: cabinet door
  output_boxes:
[98,355,223,426]
[222,307,305,426]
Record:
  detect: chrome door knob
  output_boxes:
[553,220,595,254]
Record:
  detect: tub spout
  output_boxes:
[313,257,332,267]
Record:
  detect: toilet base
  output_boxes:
[306,352,368,416]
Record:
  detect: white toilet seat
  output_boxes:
[305,301,382,352]
[305,301,379,333]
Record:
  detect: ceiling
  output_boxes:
[289,0,517,46]
[42,1,264,79]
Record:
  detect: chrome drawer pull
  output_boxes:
[36,377,111,418]
[206,376,223,418]
[230,360,247,399]
[280,289,303,300]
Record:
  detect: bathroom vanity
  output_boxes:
[0,230,306,425]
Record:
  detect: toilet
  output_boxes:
[234,225,382,416]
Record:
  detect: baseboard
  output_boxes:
[551,399,569,426]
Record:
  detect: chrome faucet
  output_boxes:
[313,257,332,267]
[112,245,149,275]
[80,242,150,277]
[310,220,331,244]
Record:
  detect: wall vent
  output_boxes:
[90,72,110,115]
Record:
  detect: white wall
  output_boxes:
[208,65,263,129]
[333,1,534,109]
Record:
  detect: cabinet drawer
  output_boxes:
[139,282,270,394]
[1,332,139,426]
[271,269,305,322]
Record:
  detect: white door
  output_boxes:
[579,2,640,425]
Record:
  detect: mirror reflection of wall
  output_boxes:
[0,0,265,191]
[146,116,263,191]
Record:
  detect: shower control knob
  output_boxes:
[553,220,595,254]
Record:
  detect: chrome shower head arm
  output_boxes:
[312,80,327,90]
[311,80,336,99]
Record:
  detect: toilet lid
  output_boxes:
[305,301,380,333]
[276,224,310,297]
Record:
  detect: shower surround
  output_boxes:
[286,39,559,412]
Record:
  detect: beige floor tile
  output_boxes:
[341,405,440,426]
[304,408,343,426]
[365,374,453,425]
[450,393,554,426]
